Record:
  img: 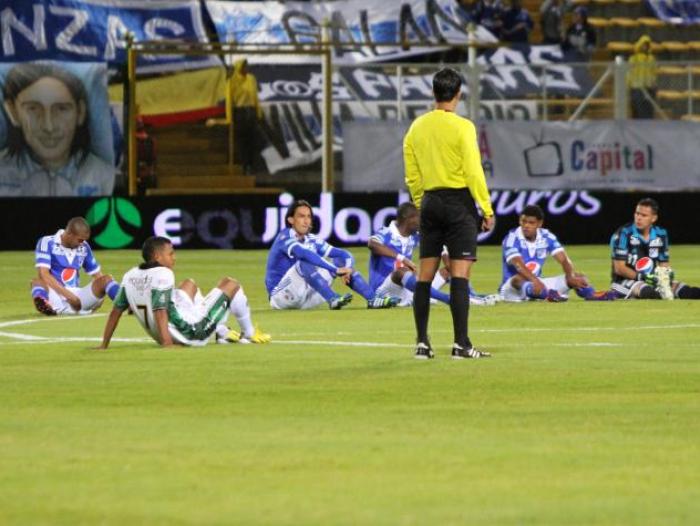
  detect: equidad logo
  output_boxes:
[86,197,142,249]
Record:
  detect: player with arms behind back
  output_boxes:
[500,205,614,302]
[97,236,270,349]
[368,202,497,306]
[610,197,700,300]
[265,199,399,310]
[31,216,119,316]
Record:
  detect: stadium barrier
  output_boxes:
[2,191,699,251]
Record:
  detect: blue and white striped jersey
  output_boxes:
[368,221,419,291]
[265,227,333,294]
[501,227,563,285]
[34,229,100,288]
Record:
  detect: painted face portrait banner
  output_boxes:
[0,61,116,197]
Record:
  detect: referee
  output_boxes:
[403,67,494,360]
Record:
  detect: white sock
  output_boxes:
[215,324,229,338]
[431,273,447,290]
[229,287,254,338]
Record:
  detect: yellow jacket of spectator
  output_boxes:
[225,59,263,121]
[403,109,493,216]
[627,35,657,89]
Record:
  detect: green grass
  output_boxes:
[1,246,699,525]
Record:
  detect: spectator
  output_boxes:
[228,59,263,174]
[500,0,534,43]
[627,35,657,119]
[472,0,504,39]
[540,0,571,45]
[455,0,478,23]
[564,6,596,58]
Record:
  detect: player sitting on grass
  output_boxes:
[265,199,399,310]
[97,236,270,349]
[31,216,120,316]
[368,202,499,307]
[610,197,700,300]
[499,205,614,302]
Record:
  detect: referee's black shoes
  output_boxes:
[451,344,491,359]
[414,342,434,360]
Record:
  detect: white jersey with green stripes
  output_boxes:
[114,266,229,346]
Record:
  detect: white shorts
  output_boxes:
[172,288,229,324]
[48,284,103,315]
[375,274,414,307]
[170,288,230,346]
[499,275,569,302]
[269,263,333,310]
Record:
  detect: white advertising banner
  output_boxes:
[483,121,700,191]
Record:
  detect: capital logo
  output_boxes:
[86,197,142,249]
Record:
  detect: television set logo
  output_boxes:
[86,197,142,249]
[523,130,563,177]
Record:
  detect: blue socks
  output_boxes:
[347,271,375,300]
[575,286,595,299]
[105,280,120,301]
[523,282,547,300]
[298,261,338,302]
[402,273,450,304]
[31,286,48,300]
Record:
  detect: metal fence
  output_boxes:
[333,59,700,123]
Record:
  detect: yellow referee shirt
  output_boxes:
[403,109,493,216]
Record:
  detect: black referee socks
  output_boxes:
[413,281,431,344]
[450,277,471,349]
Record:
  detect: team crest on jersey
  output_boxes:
[61,268,77,284]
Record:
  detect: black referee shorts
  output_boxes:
[419,188,480,260]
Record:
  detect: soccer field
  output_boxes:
[1,246,699,525]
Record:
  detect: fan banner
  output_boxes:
[0,0,218,73]
[205,0,497,65]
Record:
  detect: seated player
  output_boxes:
[31,217,120,316]
[499,205,613,302]
[610,197,700,300]
[368,202,498,307]
[265,199,399,310]
[97,236,270,349]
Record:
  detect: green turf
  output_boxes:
[1,246,699,525]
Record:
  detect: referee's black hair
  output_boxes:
[285,199,313,224]
[396,202,418,225]
[521,205,545,221]
[140,236,172,269]
[637,197,659,215]
[432,67,462,103]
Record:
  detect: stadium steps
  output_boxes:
[147,121,274,194]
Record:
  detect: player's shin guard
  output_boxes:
[450,277,471,349]
[229,287,254,338]
[347,271,374,300]
[31,286,48,300]
[675,283,700,299]
[523,282,547,300]
[105,280,120,301]
[413,281,431,345]
[402,272,450,304]
[298,261,337,302]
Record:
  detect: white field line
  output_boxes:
[0,313,105,329]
